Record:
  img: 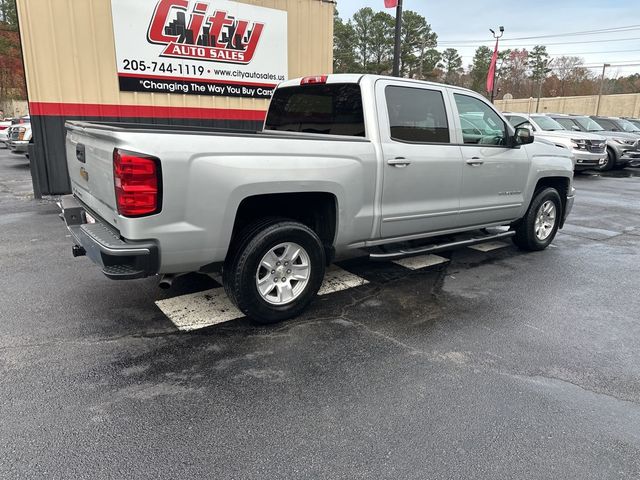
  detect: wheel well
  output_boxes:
[231,192,338,259]
[534,176,569,212]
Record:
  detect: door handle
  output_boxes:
[388,157,412,168]
[466,157,484,166]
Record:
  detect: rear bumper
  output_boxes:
[60,195,159,280]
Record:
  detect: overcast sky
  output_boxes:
[335,0,640,76]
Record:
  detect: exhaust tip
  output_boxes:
[158,275,174,290]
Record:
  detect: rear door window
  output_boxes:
[265,83,365,137]
[384,86,450,143]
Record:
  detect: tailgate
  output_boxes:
[65,123,119,225]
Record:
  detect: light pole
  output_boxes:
[536,59,553,113]
[489,26,504,103]
[596,63,610,115]
[391,0,403,77]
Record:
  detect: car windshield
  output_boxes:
[617,118,640,133]
[531,116,565,131]
[574,117,604,132]
[554,118,579,130]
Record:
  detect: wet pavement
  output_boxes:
[1,149,639,479]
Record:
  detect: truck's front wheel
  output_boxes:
[223,219,326,324]
[512,188,562,251]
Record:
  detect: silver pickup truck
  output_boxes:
[61,74,575,323]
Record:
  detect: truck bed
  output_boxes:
[64,120,377,273]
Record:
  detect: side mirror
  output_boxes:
[572,125,581,132]
[514,126,534,145]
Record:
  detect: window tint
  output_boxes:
[265,83,365,137]
[454,94,506,145]
[385,86,450,143]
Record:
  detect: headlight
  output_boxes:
[571,139,588,150]
[613,138,636,146]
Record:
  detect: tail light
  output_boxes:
[113,149,162,217]
[0,126,8,131]
[300,75,327,85]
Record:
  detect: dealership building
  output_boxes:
[17,0,334,195]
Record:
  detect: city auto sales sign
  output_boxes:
[110,0,288,98]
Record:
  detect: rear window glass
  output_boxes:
[265,83,365,137]
[385,86,450,143]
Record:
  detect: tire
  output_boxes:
[222,218,326,324]
[613,160,629,170]
[512,187,562,251]
[600,147,617,171]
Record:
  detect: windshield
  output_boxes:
[617,118,640,133]
[554,118,578,130]
[574,117,604,132]
[531,116,565,131]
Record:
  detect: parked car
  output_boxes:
[0,119,12,146]
[590,116,640,137]
[7,122,32,154]
[60,74,575,324]
[503,113,606,171]
[549,114,640,170]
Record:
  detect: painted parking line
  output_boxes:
[318,265,369,295]
[156,265,369,331]
[155,288,243,332]
[468,241,510,252]
[393,254,449,271]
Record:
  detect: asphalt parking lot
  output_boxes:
[1,149,639,479]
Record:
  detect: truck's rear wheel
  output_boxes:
[223,219,326,324]
[512,187,562,251]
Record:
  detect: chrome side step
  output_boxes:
[369,231,515,261]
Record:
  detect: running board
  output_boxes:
[369,231,515,261]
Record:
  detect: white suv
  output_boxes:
[504,113,606,171]
[7,121,32,155]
